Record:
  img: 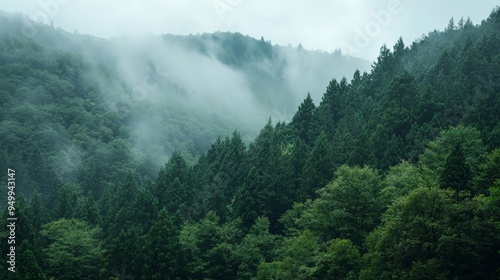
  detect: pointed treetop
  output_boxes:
[393,37,405,55]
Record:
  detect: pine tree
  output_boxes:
[129,186,159,232]
[104,173,138,237]
[52,184,75,220]
[76,196,102,225]
[440,143,472,193]
[314,79,342,137]
[155,152,191,215]
[299,132,334,201]
[292,93,316,146]
[233,166,266,228]
[142,208,186,280]
[16,241,46,279]
[28,193,46,234]
[105,226,145,279]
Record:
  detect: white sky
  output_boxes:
[1,0,498,61]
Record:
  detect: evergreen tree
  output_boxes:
[292,93,316,146]
[142,208,186,280]
[104,173,138,237]
[52,184,75,220]
[14,241,46,280]
[299,132,333,201]
[105,226,145,279]
[76,196,102,225]
[155,152,192,215]
[440,143,473,193]
[233,166,266,228]
[129,186,159,231]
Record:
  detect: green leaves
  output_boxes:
[314,239,361,280]
[236,217,280,279]
[180,211,242,279]
[361,187,454,279]
[256,230,319,280]
[362,186,500,279]
[288,165,384,245]
[420,125,486,181]
[41,219,104,280]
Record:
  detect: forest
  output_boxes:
[1,6,500,280]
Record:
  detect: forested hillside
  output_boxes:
[1,6,500,280]
[0,10,370,200]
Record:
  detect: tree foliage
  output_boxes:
[1,6,500,280]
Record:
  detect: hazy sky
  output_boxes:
[1,0,498,61]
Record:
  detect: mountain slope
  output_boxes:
[0,10,371,196]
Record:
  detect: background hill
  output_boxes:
[0,10,370,192]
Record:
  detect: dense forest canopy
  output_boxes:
[1,6,500,280]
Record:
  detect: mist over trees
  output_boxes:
[1,6,500,280]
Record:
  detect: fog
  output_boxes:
[111,36,263,118]
[1,1,498,174]
[1,0,498,61]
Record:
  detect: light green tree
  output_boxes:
[41,219,104,280]
[420,125,486,181]
[285,165,384,245]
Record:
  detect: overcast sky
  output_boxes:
[1,0,498,61]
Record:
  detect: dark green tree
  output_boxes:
[75,196,102,225]
[142,208,186,280]
[440,143,473,193]
[155,152,192,215]
[299,132,334,201]
[180,211,242,279]
[52,184,76,220]
[14,241,46,280]
[292,93,316,146]
[104,226,145,279]
[104,173,138,237]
